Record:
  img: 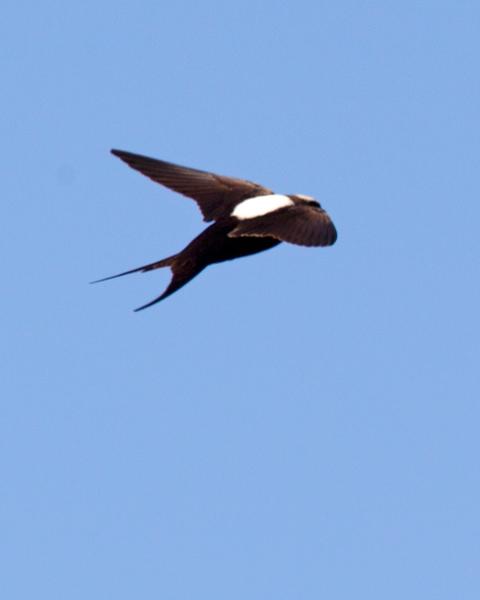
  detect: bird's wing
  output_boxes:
[111,149,272,222]
[229,204,337,247]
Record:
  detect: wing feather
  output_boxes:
[229,204,337,247]
[111,149,272,222]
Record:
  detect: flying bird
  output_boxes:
[93,149,337,311]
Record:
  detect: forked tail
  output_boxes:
[92,253,204,311]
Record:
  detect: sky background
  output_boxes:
[2,1,480,598]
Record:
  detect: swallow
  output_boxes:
[93,149,337,311]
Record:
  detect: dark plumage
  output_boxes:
[93,149,337,310]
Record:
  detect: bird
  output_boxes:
[93,149,337,311]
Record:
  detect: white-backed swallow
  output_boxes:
[93,150,337,311]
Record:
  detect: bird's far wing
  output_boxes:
[111,149,272,222]
[229,204,337,247]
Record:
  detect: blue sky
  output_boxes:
[2,1,479,598]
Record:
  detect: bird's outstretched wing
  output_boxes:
[229,204,337,247]
[111,149,272,222]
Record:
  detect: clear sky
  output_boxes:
[2,1,479,598]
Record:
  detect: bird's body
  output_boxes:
[94,150,337,310]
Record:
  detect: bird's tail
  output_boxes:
[133,258,204,311]
[91,254,176,284]
[92,253,204,311]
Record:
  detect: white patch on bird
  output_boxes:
[295,194,315,201]
[232,194,293,220]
